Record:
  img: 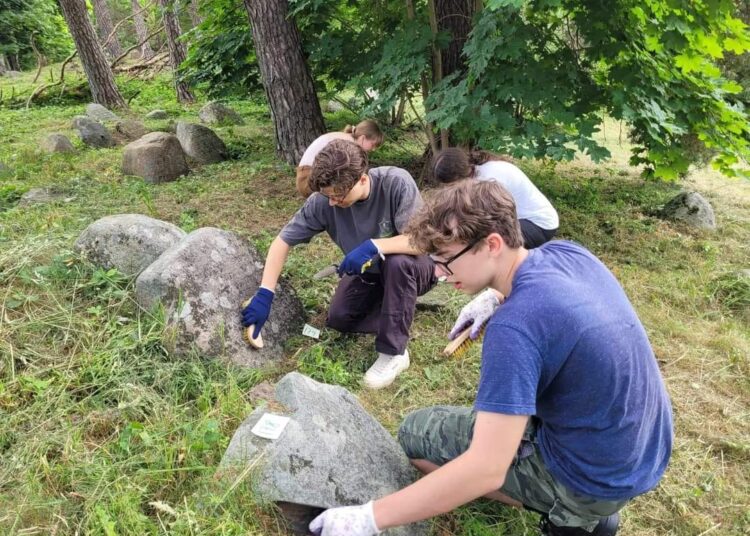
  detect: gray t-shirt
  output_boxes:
[280,166,422,262]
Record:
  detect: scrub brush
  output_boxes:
[241,297,264,349]
[443,323,486,358]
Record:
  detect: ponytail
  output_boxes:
[342,119,383,146]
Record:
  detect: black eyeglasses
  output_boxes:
[430,239,480,277]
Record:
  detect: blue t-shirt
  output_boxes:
[476,241,673,500]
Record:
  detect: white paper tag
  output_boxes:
[251,413,290,440]
[302,323,321,339]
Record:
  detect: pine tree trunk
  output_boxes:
[132,0,155,60]
[435,0,474,79]
[92,0,124,58]
[243,0,325,165]
[58,0,126,109]
[8,54,20,71]
[188,0,203,27]
[159,0,195,103]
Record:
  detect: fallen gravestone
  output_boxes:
[220,372,429,536]
[660,191,716,231]
[198,101,244,125]
[145,110,169,120]
[41,133,75,153]
[74,117,114,148]
[135,227,304,367]
[175,121,228,165]
[122,132,189,183]
[115,119,147,141]
[86,103,120,122]
[74,214,186,277]
[18,188,70,207]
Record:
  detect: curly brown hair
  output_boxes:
[309,139,368,195]
[407,179,523,253]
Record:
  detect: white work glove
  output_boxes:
[309,501,381,536]
[449,288,502,340]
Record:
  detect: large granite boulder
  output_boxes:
[86,103,120,122]
[145,109,169,120]
[122,132,189,183]
[74,214,186,277]
[220,372,429,536]
[41,133,75,153]
[660,191,716,231]
[135,228,304,366]
[74,117,114,148]
[198,101,244,125]
[18,188,70,207]
[175,121,228,165]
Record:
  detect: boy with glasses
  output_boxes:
[241,139,436,389]
[308,179,672,536]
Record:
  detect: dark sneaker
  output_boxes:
[539,512,619,536]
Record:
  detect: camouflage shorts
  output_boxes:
[397,406,628,531]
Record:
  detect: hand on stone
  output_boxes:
[240,287,274,338]
[449,288,502,340]
[308,501,381,536]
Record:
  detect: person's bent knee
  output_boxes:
[326,309,358,332]
[397,406,475,465]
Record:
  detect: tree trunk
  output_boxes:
[58,0,127,108]
[433,0,476,148]
[92,0,124,58]
[159,0,194,103]
[435,0,473,79]
[188,0,203,27]
[8,54,21,71]
[132,0,155,60]
[243,0,325,165]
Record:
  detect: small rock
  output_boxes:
[175,121,228,165]
[41,133,75,153]
[115,119,147,141]
[660,191,716,231]
[18,187,69,207]
[86,103,120,122]
[0,161,10,174]
[3,70,22,78]
[75,117,114,148]
[198,101,244,125]
[145,110,169,120]
[122,132,189,184]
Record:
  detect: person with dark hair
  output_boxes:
[308,180,673,536]
[432,147,559,249]
[296,120,384,197]
[242,139,436,389]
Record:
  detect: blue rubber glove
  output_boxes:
[241,287,274,338]
[338,240,380,276]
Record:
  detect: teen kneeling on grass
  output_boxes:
[242,139,436,390]
[308,180,673,536]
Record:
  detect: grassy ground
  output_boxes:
[1,68,749,535]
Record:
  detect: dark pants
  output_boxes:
[326,254,437,355]
[520,219,557,249]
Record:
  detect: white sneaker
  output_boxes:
[364,349,410,390]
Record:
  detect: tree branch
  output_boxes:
[111,25,165,68]
[26,50,77,109]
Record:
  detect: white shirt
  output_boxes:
[475,161,559,230]
[298,132,354,167]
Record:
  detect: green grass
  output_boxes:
[2,68,749,535]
